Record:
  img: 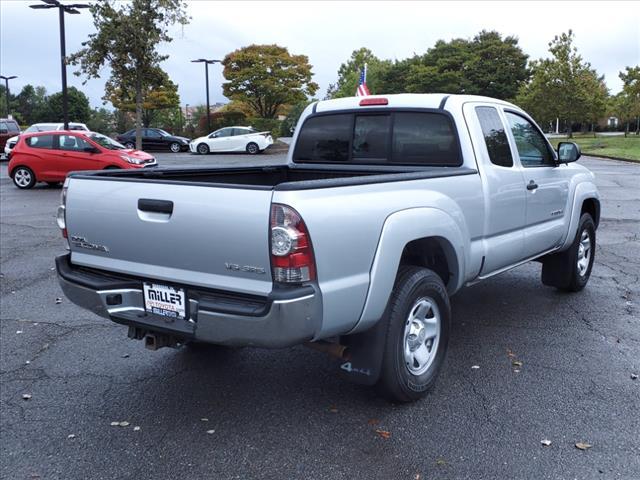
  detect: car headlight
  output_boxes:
[120,154,144,165]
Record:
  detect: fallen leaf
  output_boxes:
[414,474,421,480]
[631,373,638,380]
[118,421,130,427]
[512,360,523,367]
[367,418,379,425]
[506,349,516,358]
[121,354,130,358]
[67,434,76,439]
[575,442,592,450]
[435,458,447,466]
[471,365,480,369]
[200,418,209,422]
[22,394,32,400]
[541,439,551,446]
[513,369,521,373]
[206,429,215,434]
[55,298,62,304]
[110,421,119,426]
[25,361,30,365]
[375,429,391,439]
[133,426,141,432]
[328,406,338,413]
[16,330,23,334]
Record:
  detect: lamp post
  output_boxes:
[191,59,220,133]
[29,0,89,130]
[0,75,17,118]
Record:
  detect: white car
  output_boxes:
[4,122,89,157]
[190,126,273,155]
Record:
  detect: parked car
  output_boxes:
[0,118,21,158]
[190,126,273,154]
[55,94,599,402]
[9,130,156,189]
[4,122,89,158]
[116,128,190,153]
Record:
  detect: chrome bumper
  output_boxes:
[57,254,322,348]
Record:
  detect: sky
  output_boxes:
[1,0,638,110]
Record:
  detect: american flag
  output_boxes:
[356,64,371,96]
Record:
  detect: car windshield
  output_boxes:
[89,133,126,150]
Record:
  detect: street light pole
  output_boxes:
[191,59,221,133]
[29,0,89,130]
[0,75,17,118]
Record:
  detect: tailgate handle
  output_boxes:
[138,199,174,214]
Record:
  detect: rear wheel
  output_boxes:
[376,266,451,403]
[197,143,210,155]
[246,142,259,155]
[169,142,181,153]
[12,166,36,189]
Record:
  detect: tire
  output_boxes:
[169,142,181,153]
[246,142,259,155]
[12,166,36,189]
[542,213,595,292]
[197,143,210,155]
[376,266,451,403]
[124,142,135,150]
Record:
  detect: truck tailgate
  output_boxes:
[65,178,274,296]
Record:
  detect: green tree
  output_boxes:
[280,100,313,136]
[69,0,189,149]
[47,86,91,123]
[222,44,318,118]
[326,47,391,98]
[87,107,115,134]
[619,66,640,134]
[516,30,607,137]
[106,68,180,127]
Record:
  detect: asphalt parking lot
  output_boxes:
[1,153,639,479]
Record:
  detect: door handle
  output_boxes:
[137,198,173,214]
[526,180,538,191]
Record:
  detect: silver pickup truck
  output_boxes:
[56,94,600,402]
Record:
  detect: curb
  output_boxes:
[585,153,639,164]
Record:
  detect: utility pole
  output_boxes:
[191,59,221,133]
[0,75,17,118]
[29,0,89,129]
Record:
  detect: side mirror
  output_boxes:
[83,146,100,154]
[557,141,581,163]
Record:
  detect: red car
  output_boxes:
[9,130,157,189]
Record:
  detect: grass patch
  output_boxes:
[549,135,640,162]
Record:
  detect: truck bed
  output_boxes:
[70,164,477,191]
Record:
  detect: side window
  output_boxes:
[475,106,513,167]
[232,128,249,136]
[217,128,233,138]
[353,115,389,160]
[145,129,161,138]
[0,121,7,134]
[391,112,461,166]
[58,135,91,152]
[293,114,351,162]
[8,121,20,133]
[26,135,55,149]
[505,112,555,167]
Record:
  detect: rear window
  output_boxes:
[2,120,20,133]
[26,135,55,149]
[293,111,461,166]
[475,106,513,167]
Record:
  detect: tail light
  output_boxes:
[56,178,70,246]
[270,204,316,283]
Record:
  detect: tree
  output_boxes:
[106,68,180,127]
[516,31,607,137]
[326,48,391,98]
[222,44,318,118]
[619,66,640,134]
[48,86,91,123]
[279,100,314,136]
[69,0,189,149]
[87,107,115,134]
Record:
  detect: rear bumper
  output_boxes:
[56,254,322,348]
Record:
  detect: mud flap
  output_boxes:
[337,320,388,386]
[541,250,573,289]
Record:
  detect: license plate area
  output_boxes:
[143,282,186,319]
